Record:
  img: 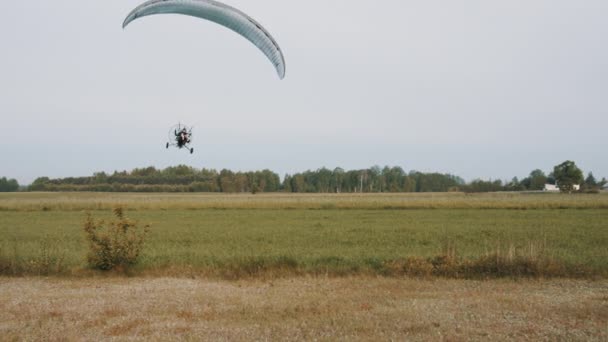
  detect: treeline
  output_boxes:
[462,164,606,193]
[26,165,465,193]
[284,166,464,193]
[0,177,20,192]
[29,166,280,193]
[12,161,608,193]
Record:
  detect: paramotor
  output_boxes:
[166,123,194,154]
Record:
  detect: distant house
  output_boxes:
[544,184,559,192]
[544,183,580,192]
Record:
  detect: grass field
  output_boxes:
[1,192,607,278]
[2,192,607,340]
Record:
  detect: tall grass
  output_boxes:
[0,235,67,276]
[1,192,608,211]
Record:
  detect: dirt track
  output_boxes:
[1,277,606,341]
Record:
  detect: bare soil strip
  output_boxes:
[1,277,606,341]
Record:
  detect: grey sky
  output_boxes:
[1,1,607,185]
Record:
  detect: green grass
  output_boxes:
[1,192,607,278]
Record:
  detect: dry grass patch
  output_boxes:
[106,318,147,337]
[2,192,608,211]
[0,277,606,341]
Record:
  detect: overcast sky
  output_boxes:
[1,1,606,185]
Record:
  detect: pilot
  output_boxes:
[175,128,190,147]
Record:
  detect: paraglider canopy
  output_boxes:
[123,0,286,79]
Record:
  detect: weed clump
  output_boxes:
[84,207,149,271]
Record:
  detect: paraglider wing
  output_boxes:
[123,0,286,79]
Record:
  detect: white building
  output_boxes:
[544,183,580,192]
[544,184,559,192]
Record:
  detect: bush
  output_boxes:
[83,207,149,271]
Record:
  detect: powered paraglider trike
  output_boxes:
[167,123,194,154]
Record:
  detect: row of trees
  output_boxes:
[29,166,281,193]
[283,166,464,193]
[0,177,20,192]
[462,161,606,193]
[27,165,464,193]
[8,161,607,193]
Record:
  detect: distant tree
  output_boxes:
[290,174,306,193]
[9,178,19,191]
[463,179,504,193]
[525,169,547,190]
[331,167,345,193]
[368,166,382,192]
[0,177,20,192]
[316,168,332,193]
[162,165,195,177]
[28,177,50,191]
[131,166,158,177]
[219,169,237,192]
[412,172,461,192]
[344,170,360,192]
[234,173,248,192]
[282,174,293,192]
[259,169,280,192]
[403,174,416,192]
[584,172,597,188]
[386,167,405,192]
[553,161,584,193]
[546,172,556,185]
[506,177,525,191]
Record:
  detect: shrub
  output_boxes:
[83,207,149,271]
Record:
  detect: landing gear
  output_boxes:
[166,142,169,149]
[190,148,194,154]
